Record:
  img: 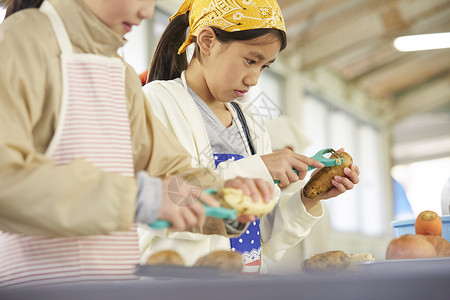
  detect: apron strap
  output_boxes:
[230,102,256,155]
[40,1,73,54]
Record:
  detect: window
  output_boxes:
[301,92,386,236]
[1,7,6,23]
[392,157,450,216]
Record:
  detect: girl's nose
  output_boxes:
[244,70,260,87]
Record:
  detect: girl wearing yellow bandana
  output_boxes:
[141,0,360,273]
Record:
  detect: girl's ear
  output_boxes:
[196,27,217,56]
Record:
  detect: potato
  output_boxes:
[386,234,437,259]
[302,250,351,273]
[146,250,184,266]
[423,235,450,257]
[193,250,243,273]
[303,152,353,199]
[349,252,375,263]
[217,187,276,217]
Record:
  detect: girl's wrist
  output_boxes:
[300,188,320,212]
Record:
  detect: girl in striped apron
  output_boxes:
[0,0,158,288]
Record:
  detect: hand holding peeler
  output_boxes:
[274,148,344,184]
[149,189,237,229]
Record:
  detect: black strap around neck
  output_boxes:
[230,102,256,155]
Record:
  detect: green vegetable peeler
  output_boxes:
[149,188,237,229]
[274,148,344,184]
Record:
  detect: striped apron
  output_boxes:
[0,1,139,288]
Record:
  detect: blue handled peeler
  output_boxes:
[149,188,237,229]
[274,148,344,184]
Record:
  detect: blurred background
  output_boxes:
[1,0,449,270]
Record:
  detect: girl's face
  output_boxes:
[83,0,156,36]
[202,34,281,104]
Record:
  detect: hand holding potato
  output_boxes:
[301,149,360,210]
[157,175,220,230]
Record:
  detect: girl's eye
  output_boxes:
[261,65,270,70]
[246,59,255,65]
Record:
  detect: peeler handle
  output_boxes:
[274,148,343,184]
[205,205,237,220]
[149,220,171,229]
[149,189,237,229]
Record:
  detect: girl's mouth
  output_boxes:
[123,22,133,33]
[234,90,247,98]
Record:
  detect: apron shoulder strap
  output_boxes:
[230,101,256,155]
[40,1,73,54]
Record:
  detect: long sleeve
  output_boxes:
[0,13,138,237]
[260,182,323,265]
[236,102,325,266]
[131,77,223,188]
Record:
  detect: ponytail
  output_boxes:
[5,0,44,18]
[148,13,190,83]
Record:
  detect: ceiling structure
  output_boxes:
[278,0,449,118]
[1,0,449,163]
[276,0,450,164]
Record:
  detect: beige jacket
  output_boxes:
[0,0,223,237]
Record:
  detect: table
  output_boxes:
[1,258,449,300]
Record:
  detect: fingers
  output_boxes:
[165,203,207,231]
[346,165,360,185]
[254,178,274,203]
[349,164,360,176]
[332,168,358,192]
[319,163,360,200]
[275,173,290,188]
[189,202,206,227]
[224,177,252,196]
[331,177,350,194]
[291,154,324,181]
[325,166,360,198]
[295,155,325,170]
[286,168,300,185]
[197,190,220,207]
[237,215,256,223]
[166,207,185,230]
[158,176,212,230]
[224,177,273,203]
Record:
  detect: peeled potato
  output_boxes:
[303,152,353,199]
[349,252,375,263]
[217,187,276,217]
[146,250,184,266]
[194,250,243,273]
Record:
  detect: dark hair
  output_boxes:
[4,0,44,18]
[147,13,287,83]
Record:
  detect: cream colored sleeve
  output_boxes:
[260,181,324,264]
[0,15,138,237]
[237,106,325,265]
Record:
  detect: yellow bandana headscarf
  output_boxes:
[171,0,286,54]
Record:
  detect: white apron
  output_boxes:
[0,1,139,288]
